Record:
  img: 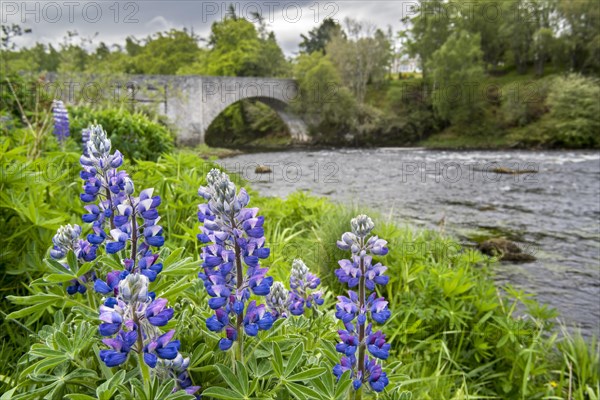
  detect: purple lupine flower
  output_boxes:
[288,259,324,316]
[52,100,69,144]
[98,273,176,368]
[333,215,391,393]
[266,281,289,319]
[158,354,201,399]
[197,169,274,354]
[49,224,97,295]
[82,127,91,156]
[99,329,137,367]
[243,301,274,336]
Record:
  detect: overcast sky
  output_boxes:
[2,1,413,55]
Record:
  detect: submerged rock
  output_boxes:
[477,238,536,262]
[255,165,272,174]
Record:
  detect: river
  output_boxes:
[217,149,600,338]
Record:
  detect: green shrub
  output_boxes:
[546,74,600,148]
[69,106,175,161]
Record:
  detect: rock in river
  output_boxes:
[477,238,536,262]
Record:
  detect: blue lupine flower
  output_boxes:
[99,330,137,367]
[196,169,274,352]
[336,324,359,356]
[52,100,69,144]
[288,259,324,316]
[365,357,389,392]
[333,215,391,393]
[158,353,201,398]
[365,326,391,360]
[146,298,174,326]
[49,224,98,295]
[243,301,274,336]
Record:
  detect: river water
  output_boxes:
[218,149,600,337]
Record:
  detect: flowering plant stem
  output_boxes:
[137,348,151,391]
[234,238,244,364]
[356,239,366,400]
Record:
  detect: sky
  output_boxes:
[1,1,414,55]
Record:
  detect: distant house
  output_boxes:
[394,55,421,74]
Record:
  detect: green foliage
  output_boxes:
[180,16,288,78]
[128,29,201,75]
[545,74,600,147]
[427,32,486,126]
[292,52,357,140]
[299,18,345,55]
[204,101,288,147]
[69,106,175,161]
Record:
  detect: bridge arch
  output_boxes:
[122,74,310,145]
[203,95,309,145]
[199,77,308,144]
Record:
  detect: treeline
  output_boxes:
[1,0,599,148]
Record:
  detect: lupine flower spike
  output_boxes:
[52,100,69,144]
[289,259,324,316]
[197,169,274,357]
[74,125,198,397]
[333,215,391,394]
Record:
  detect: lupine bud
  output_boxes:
[351,214,374,238]
[266,281,289,319]
[290,259,309,283]
[51,224,82,254]
[124,177,135,195]
[289,259,324,316]
[118,273,149,303]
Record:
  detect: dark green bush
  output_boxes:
[69,106,175,161]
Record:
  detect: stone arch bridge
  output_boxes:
[128,75,309,145]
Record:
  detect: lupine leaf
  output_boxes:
[96,369,125,400]
[235,361,249,395]
[334,371,352,399]
[214,364,244,395]
[65,395,97,400]
[288,367,327,382]
[44,273,76,283]
[201,387,245,399]
[285,343,304,376]
[76,261,94,277]
[287,382,324,400]
[272,342,284,377]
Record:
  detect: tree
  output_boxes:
[400,0,450,79]
[427,31,485,126]
[299,18,344,54]
[181,15,287,77]
[326,19,392,103]
[558,0,600,73]
[292,52,357,134]
[129,29,200,75]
